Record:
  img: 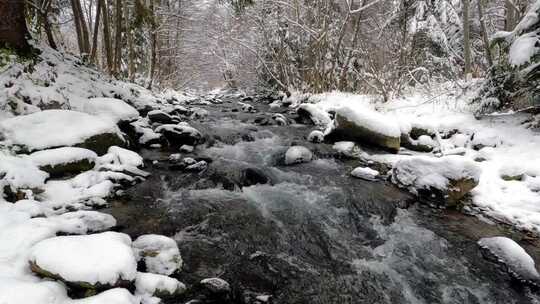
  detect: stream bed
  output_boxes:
[106,98,540,304]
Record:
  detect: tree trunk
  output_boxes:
[90,0,103,63]
[71,0,85,54]
[477,0,493,68]
[0,0,31,53]
[504,0,517,31]
[101,0,113,73]
[147,0,157,89]
[462,0,471,77]
[113,0,123,75]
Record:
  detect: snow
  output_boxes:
[334,105,401,138]
[285,146,313,165]
[478,237,539,282]
[351,167,380,181]
[70,288,140,304]
[106,146,144,168]
[297,103,332,126]
[0,110,123,152]
[0,277,67,304]
[132,235,183,275]
[75,98,140,124]
[509,33,539,67]
[135,272,185,297]
[54,211,117,234]
[200,277,230,293]
[0,152,48,192]
[27,147,97,168]
[391,155,480,193]
[29,232,137,285]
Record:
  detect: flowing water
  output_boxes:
[106,98,540,304]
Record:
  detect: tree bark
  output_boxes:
[147,0,157,89]
[100,0,113,73]
[113,0,123,75]
[477,0,493,68]
[504,0,517,31]
[0,0,31,53]
[90,0,103,63]
[462,0,472,77]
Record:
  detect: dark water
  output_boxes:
[107,99,540,304]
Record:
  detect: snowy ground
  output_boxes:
[0,46,189,304]
[285,83,540,234]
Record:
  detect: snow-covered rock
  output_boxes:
[327,106,401,152]
[200,277,231,294]
[135,272,186,298]
[285,146,313,165]
[54,211,117,234]
[71,288,140,304]
[148,110,176,125]
[351,167,380,181]
[391,155,480,206]
[29,232,137,288]
[478,236,539,283]
[27,147,97,177]
[307,130,325,143]
[78,98,139,124]
[0,153,48,201]
[128,119,162,146]
[297,103,332,126]
[132,234,183,275]
[0,110,125,154]
[156,124,204,147]
[106,146,144,168]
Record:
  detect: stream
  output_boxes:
[106,96,540,304]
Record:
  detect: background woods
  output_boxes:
[0,0,538,110]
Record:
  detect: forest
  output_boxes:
[0,0,540,303]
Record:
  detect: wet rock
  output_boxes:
[180,145,195,153]
[156,123,204,147]
[254,116,270,126]
[307,130,324,143]
[191,108,209,119]
[77,132,126,155]
[200,278,231,294]
[241,167,272,186]
[410,126,435,139]
[148,110,177,125]
[169,105,191,117]
[285,146,313,165]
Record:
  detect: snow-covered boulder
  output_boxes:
[71,288,139,304]
[148,110,176,125]
[54,211,117,234]
[106,146,144,168]
[135,272,186,298]
[27,147,97,177]
[297,103,332,126]
[200,277,231,294]
[128,118,162,146]
[351,167,380,181]
[285,146,313,165]
[81,98,139,124]
[0,110,125,155]
[0,153,48,201]
[272,113,288,126]
[307,130,325,143]
[326,106,401,152]
[478,237,539,284]
[156,123,204,147]
[391,155,480,206]
[29,232,137,289]
[132,234,183,275]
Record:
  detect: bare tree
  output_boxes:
[0,0,32,53]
